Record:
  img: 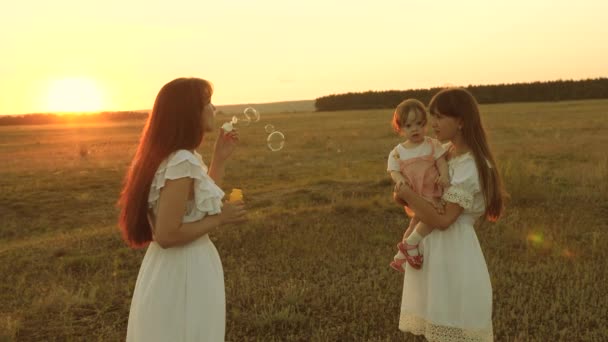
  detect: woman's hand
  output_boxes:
[219,201,248,225]
[213,128,239,162]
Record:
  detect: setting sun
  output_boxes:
[46,77,105,113]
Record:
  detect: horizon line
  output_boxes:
[3,76,606,117]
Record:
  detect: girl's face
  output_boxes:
[201,101,216,133]
[400,110,427,143]
[430,111,461,142]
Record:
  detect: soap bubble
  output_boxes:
[264,124,275,133]
[244,107,260,122]
[267,131,285,151]
[231,112,250,127]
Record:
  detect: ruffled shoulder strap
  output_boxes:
[441,141,453,153]
[148,150,206,205]
[428,137,447,159]
[442,155,480,209]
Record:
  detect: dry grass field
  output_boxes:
[1,100,607,341]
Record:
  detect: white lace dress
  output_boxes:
[399,152,494,342]
[126,150,226,342]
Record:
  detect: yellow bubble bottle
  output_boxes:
[229,188,243,202]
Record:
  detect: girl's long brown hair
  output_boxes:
[117,78,213,248]
[429,88,504,221]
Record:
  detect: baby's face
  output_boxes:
[401,110,427,143]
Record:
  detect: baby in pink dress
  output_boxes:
[387,99,450,272]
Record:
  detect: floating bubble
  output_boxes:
[267,131,285,151]
[231,112,251,127]
[244,107,260,122]
[264,124,275,133]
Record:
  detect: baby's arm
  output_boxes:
[435,156,450,188]
[391,171,409,206]
[390,171,407,187]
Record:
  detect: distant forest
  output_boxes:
[2,78,607,126]
[0,111,148,126]
[314,78,608,111]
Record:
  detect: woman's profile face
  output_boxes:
[430,111,460,142]
[201,101,216,133]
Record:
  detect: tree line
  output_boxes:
[3,78,607,125]
[314,78,608,111]
[0,111,148,126]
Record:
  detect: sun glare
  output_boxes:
[46,77,105,113]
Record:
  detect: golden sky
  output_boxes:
[1,0,607,115]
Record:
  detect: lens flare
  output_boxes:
[526,232,544,245]
[562,248,576,258]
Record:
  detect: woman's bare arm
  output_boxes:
[208,129,239,186]
[153,177,246,248]
[395,183,463,230]
[435,156,450,187]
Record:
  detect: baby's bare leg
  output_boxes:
[413,220,433,237]
[394,215,418,262]
[414,198,442,239]
[402,216,419,241]
[404,217,431,257]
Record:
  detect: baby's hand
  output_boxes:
[395,178,412,193]
[436,175,450,189]
[431,198,446,214]
[394,179,412,199]
[396,179,406,189]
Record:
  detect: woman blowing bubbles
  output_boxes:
[118,78,247,341]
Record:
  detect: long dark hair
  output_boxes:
[117,77,213,248]
[429,88,504,221]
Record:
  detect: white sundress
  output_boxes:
[399,152,494,342]
[126,150,226,342]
